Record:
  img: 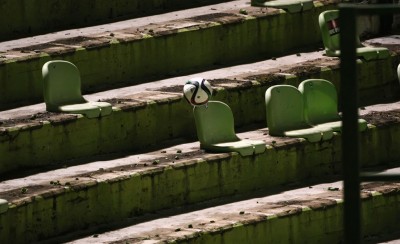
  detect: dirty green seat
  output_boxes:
[193,101,266,156]
[42,60,112,118]
[0,199,8,214]
[319,10,390,61]
[251,0,314,13]
[397,63,400,82]
[265,85,333,142]
[298,79,368,132]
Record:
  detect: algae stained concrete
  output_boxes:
[0,44,399,175]
[0,2,336,110]
[1,117,400,242]
[0,0,237,42]
[62,168,400,244]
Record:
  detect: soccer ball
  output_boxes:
[183,77,213,106]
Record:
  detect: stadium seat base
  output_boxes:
[251,0,314,13]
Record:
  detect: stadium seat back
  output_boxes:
[299,79,340,124]
[194,101,266,156]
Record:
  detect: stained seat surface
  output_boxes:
[194,101,266,156]
[397,63,400,82]
[42,60,112,118]
[265,85,333,142]
[298,79,368,132]
[58,104,101,118]
[326,46,390,61]
[251,0,314,13]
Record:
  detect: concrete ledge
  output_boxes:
[0,118,399,242]
[99,183,400,243]
[0,51,398,175]
[0,0,231,42]
[0,1,337,110]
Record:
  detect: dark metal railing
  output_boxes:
[340,3,400,244]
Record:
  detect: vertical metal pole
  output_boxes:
[340,7,361,244]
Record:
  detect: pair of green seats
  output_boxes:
[266,79,368,142]
[194,79,368,156]
[319,10,390,61]
[42,60,112,118]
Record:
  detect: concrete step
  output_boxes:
[0,2,398,244]
[0,0,338,110]
[0,39,398,176]
[0,0,233,42]
[54,173,399,244]
[0,99,400,242]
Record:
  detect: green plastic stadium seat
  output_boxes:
[42,60,112,118]
[0,199,8,214]
[319,10,390,61]
[251,0,314,13]
[193,101,266,156]
[265,85,333,142]
[397,63,400,82]
[298,79,368,132]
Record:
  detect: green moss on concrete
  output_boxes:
[359,125,400,167]
[0,3,336,110]
[1,123,400,242]
[0,0,231,41]
[0,97,195,174]
[0,199,7,214]
[181,205,319,243]
[178,193,400,244]
[1,52,399,175]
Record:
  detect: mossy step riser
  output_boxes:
[0,0,230,42]
[0,99,196,174]
[0,4,336,110]
[0,126,399,243]
[0,55,398,175]
[168,194,400,244]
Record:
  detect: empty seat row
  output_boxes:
[5,8,389,119]
[192,79,368,156]
[39,61,369,157]
[40,8,391,119]
[191,7,393,157]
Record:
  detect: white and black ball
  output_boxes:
[183,77,213,106]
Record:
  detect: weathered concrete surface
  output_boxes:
[0,50,326,119]
[61,175,400,244]
[0,1,337,110]
[0,103,400,242]
[0,0,233,42]
[1,34,399,119]
[0,43,399,175]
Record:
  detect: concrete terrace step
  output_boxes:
[0,0,233,42]
[0,42,398,176]
[0,0,338,110]
[60,176,400,244]
[0,0,249,52]
[0,101,400,242]
[0,2,399,244]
